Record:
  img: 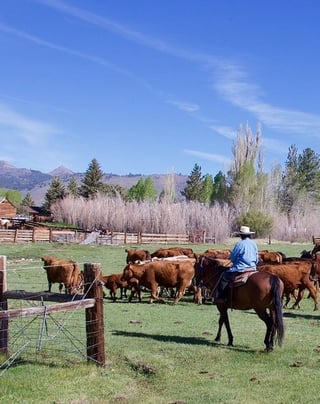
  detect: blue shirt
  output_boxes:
[227,237,259,272]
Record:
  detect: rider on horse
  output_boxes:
[214,225,259,304]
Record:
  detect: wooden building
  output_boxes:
[24,206,53,222]
[0,198,17,218]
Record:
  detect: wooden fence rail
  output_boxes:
[0,229,204,244]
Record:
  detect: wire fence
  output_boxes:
[0,258,104,375]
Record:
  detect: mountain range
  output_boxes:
[0,160,188,205]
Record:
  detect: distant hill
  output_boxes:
[0,161,188,205]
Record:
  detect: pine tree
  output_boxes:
[199,174,214,204]
[279,144,300,214]
[43,177,66,209]
[181,163,203,201]
[211,171,229,204]
[79,158,104,198]
[21,192,34,206]
[67,176,80,197]
[297,147,320,201]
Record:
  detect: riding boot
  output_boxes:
[214,278,228,304]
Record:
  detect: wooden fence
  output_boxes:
[0,256,105,367]
[0,229,208,244]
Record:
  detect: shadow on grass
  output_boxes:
[283,311,320,320]
[244,309,320,321]
[112,330,262,353]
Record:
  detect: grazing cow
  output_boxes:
[151,247,194,259]
[41,256,83,294]
[258,260,318,310]
[101,273,130,301]
[121,259,195,304]
[125,248,151,263]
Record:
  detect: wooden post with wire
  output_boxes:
[83,263,105,367]
[0,255,8,354]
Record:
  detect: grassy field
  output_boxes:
[0,240,320,404]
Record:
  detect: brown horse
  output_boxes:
[195,256,285,352]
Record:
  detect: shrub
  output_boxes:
[235,210,273,237]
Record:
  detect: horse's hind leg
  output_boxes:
[255,309,274,352]
[215,309,233,346]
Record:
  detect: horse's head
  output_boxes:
[194,255,227,288]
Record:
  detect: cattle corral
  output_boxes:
[0,242,320,403]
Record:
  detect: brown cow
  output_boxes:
[258,250,283,264]
[125,248,151,263]
[151,247,194,259]
[203,249,231,259]
[121,259,195,304]
[101,273,129,301]
[41,256,83,294]
[258,260,318,310]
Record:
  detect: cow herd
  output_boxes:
[40,245,320,311]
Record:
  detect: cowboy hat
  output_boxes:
[235,225,255,235]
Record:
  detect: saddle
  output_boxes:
[230,270,256,288]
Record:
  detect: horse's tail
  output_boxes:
[270,274,285,347]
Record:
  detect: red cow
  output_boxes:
[121,259,195,304]
[258,260,318,310]
[41,256,83,294]
[101,273,129,301]
[151,247,194,259]
[125,248,151,263]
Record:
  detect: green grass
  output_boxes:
[0,241,319,403]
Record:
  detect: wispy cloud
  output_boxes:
[213,63,320,138]
[33,0,210,62]
[262,137,289,155]
[209,125,236,139]
[184,149,232,166]
[0,103,59,144]
[14,0,320,143]
[167,99,200,113]
[36,0,320,139]
[0,23,135,79]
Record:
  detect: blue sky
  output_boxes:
[1,0,320,176]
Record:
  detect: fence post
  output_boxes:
[0,255,9,354]
[83,263,105,367]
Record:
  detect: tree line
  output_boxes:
[4,123,320,242]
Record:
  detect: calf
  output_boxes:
[101,273,129,302]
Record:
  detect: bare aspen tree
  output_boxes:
[229,122,269,214]
[159,171,177,202]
